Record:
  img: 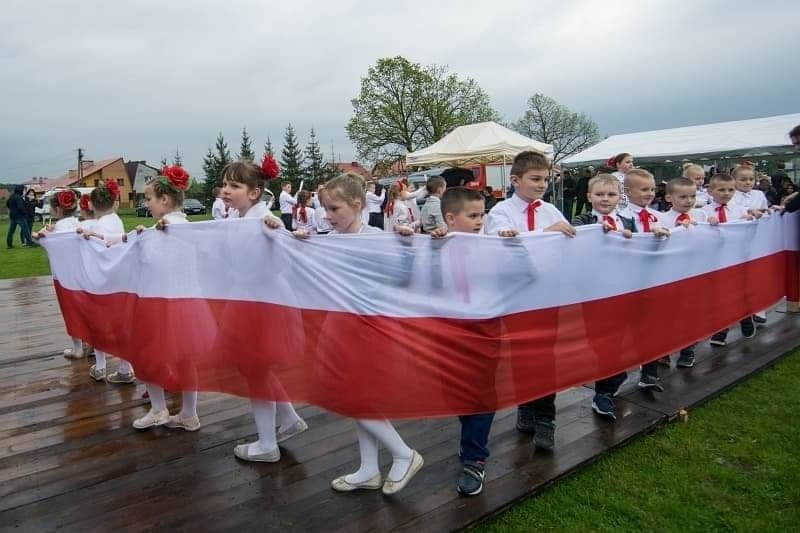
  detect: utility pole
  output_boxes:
[77,148,84,185]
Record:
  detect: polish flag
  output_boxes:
[42,213,799,418]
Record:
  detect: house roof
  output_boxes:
[334,161,371,179]
[27,157,123,192]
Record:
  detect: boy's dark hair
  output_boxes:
[789,124,800,138]
[441,187,484,217]
[425,175,446,194]
[281,180,292,187]
[666,177,695,194]
[709,173,734,187]
[511,150,550,178]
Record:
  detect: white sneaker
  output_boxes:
[277,419,308,444]
[89,365,106,382]
[164,414,201,432]
[133,409,169,429]
[382,450,424,495]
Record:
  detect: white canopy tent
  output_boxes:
[563,113,800,167]
[405,121,553,167]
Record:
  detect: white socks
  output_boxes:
[345,423,380,484]
[179,391,198,419]
[276,402,302,430]
[117,359,134,375]
[71,338,82,353]
[146,383,167,412]
[352,419,413,482]
[95,350,107,370]
[248,400,277,455]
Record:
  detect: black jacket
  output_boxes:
[6,193,26,219]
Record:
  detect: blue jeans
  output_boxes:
[459,412,495,463]
[7,217,32,247]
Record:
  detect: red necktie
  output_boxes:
[637,209,654,232]
[602,215,617,230]
[675,213,690,226]
[526,200,542,231]
[716,204,727,223]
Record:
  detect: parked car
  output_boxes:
[136,200,151,217]
[183,198,207,215]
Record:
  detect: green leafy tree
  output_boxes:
[513,93,601,163]
[238,127,255,162]
[346,56,498,162]
[304,128,324,181]
[280,123,304,185]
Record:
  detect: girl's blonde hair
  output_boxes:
[325,172,366,209]
[682,163,704,177]
[732,164,755,178]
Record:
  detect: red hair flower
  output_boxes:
[104,179,121,200]
[79,194,91,211]
[57,190,77,210]
[162,165,191,191]
[261,154,281,181]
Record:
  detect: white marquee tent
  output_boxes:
[405,121,553,167]
[563,113,800,167]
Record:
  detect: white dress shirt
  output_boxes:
[291,205,315,232]
[731,189,768,210]
[587,209,628,230]
[660,208,707,227]
[212,198,227,220]
[700,201,749,222]
[484,194,567,234]
[621,203,665,232]
[53,216,80,232]
[314,206,333,233]
[366,190,385,214]
[695,188,711,208]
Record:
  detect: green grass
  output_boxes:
[0,210,212,279]
[475,351,800,532]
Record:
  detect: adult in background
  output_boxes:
[482,186,497,211]
[23,188,38,238]
[560,170,577,218]
[771,163,788,192]
[6,185,34,248]
[574,166,594,215]
[781,125,800,212]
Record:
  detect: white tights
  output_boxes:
[345,419,413,484]
[145,383,198,418]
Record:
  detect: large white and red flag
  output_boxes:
[41,214,799,418]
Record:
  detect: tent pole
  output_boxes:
[502,154,506,193]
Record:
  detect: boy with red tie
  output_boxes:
[658,177,710,368]
[571,173,634,419]
[621,169,670,392]
[700,173,757,346]
[485,151,575,450]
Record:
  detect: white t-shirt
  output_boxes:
[385,201,412,231]
[95,212,125,245]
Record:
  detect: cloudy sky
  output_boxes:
[1,0,796,182]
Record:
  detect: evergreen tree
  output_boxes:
[160,155,168,169]
[173,148,183,167]
[238,127,255,161]
[201,132,233,205]
[264,136,275,158]
[303,128,324,181]
[280,123,304,184]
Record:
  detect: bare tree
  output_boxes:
[513,94,600,162]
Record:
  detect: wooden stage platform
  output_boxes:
[1,276,798,532]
